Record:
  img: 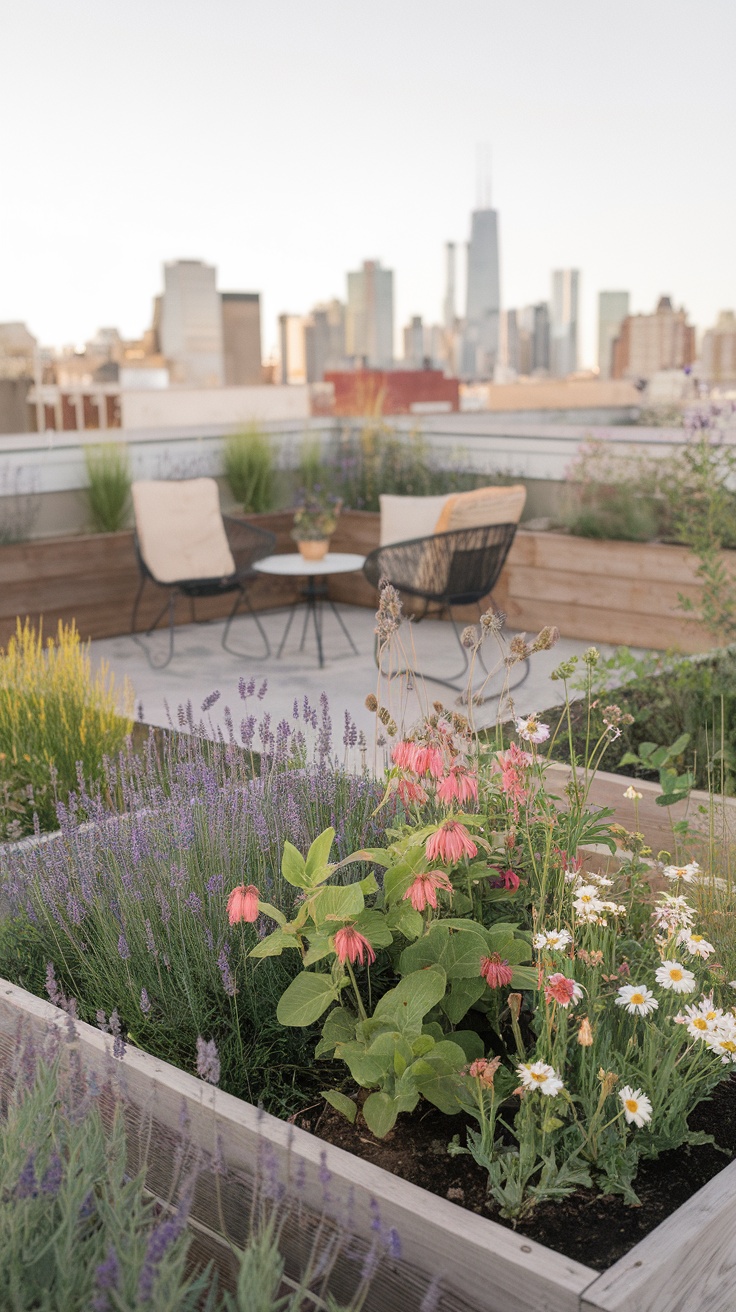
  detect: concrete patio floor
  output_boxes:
[91,603,620,749]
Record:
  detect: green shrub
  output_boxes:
[224,427,275,512]
[84,443,131,533]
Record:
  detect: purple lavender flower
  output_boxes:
[117,933,130,961]
[196,1036,220,1085]
[144,920,157,955]
[185,892,202,915]
[257,679,268,700]
[45,962,62,1007]
[138,1214,183,1301]
[94,1246,120,1295]
[201,690,221,712]
[217,950,237,998]
[140,989,151,1015]
[15,1150,38,1199]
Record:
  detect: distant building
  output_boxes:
[159,260,224,387]
[325,367,459,417]
[462,208,500,378]
[550,270,579,377]
[221,293,262,386]
[0,323,37,380]
[701,311,736,385]
[598,291,630,379]
[346,260,394,367]
[498,310,520,376]
[403,315,426,368]
[443,242,456,332]
[304,299,346,382]
[612,296,695,381]
[278,314,307,384]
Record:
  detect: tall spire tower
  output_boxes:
[462,145,500,379]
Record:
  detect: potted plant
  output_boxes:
[291,494,342,561]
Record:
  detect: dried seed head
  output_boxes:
[583,646,600,667]
[577,1017,594,1046]
[375,578,403,641]
[386,718,398,737]
[377,706,391,726]
[364,694,378,712]
[433,701,445,715]
[507,992,522,1024]
[531,625,560,653]
[480,607,506,634]
[461,625,480,649]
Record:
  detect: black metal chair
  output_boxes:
[363,521,526,696]
[131,510,276,670]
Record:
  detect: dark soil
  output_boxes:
[296,1075,736,1272]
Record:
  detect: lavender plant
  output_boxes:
[0,687,389,1115]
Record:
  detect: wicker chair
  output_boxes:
[363,521,523,695]
[130,478,276,669]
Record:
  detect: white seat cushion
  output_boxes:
[379,492,453,546]
[132,478,235,584]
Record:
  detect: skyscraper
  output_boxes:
[462,208,500,379]
[159,260,224,387]
[221,293,262,386]
[550,270,580,378]
[403,316,425,367]
[304,299,346,382]
[598,291,629,379]
[346,260,394,367]
[612,296,695,380]
[443,242,456,332]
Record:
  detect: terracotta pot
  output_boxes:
[297,539,330,562]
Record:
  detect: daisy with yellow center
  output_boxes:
[615,984,658,1016]
[516,1060,564,1097]
[619,1086,653,1128]
[677,930,715,960]
[654,960,696,994]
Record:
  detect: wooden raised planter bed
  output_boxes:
[495,529,735,653]
[1,978,734,1312]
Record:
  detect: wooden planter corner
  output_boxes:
[1,979,735,1312]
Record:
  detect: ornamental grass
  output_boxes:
[0,619,132,840]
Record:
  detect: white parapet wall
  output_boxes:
[120,384,312,430]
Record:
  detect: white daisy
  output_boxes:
[705,1015,736,1064]
[681,1000,722,1040]
[533,928,573,952]
[654,960,697,994]
[619,1085,653,1127]
[615,984,659,1016]
[663,861,701,884]
[516,1060,564,1096]
[677,930,715,960]
[590,874,614,888]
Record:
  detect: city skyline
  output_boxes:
[2,0,735,367]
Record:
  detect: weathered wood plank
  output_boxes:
[581,1153,736,1312]
[0,980,596,1312]
[506,565,701,618]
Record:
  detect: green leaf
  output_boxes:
[322,1090,357,1123]
[359,872,379,896]
[363,1091,399,1138]
[386,902,424,941]
[352,908,394,947]
[450,1030,485,1062]
[282,841,309,889]
[510,965,538,989]
[313,883,365,925]
[316,1007,356,1057]
[306,827,335,881]
[336,1040,392,1086]
[400,923,487,980]
[441,976,486,1024]
[383,860,417,906]
[373,966,447,1036]
[276,973,338,1026]
[302,933,334,966]
[256,901,286,925]
[669,732,691,757]
[249,929,300,959]
[411,1034,436,1057]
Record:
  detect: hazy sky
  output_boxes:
[2,0,735,366]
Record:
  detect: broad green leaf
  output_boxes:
[669,732,691,757]
[411,1034,436,1057]
[351,847,392,868]
[373,965,447,1036]
[450,1030,485,1062]
[313,883,365,924]
[256,901,286,925]
[276,973,338,1026]
[510,965,538,989]
[249,929,300,959]
[335,1040,392,1086]
[302,933,334,966]
[383,861,417,906]
[400,924,486,980]
[352,908,393,948]
[316,1006,356,1056]
[306,828,335,881]
[386,902,424,941]
[322,1090,357,1123]
[359,872,379,896]
[441,976,486,1024]
[363,1091,399,1138]
[282,840,309,889]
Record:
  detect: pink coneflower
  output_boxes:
[480,953,514,988]
[392,740,419,771]
[544,972,584,1008]
[227,884,260,925]
[412,745,445,779]
[425,819,478,864]
[403,870,454,912]
[436,767,479,806]
[333,925,376,967]
[468,1055,502,1086]
[397,777,428,808]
